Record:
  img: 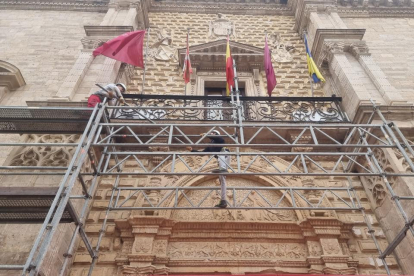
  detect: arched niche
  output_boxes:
[0,60,26,91]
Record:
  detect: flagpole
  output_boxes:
[310,77,314,97]
[141,27,150,96]
[184,28,190,98]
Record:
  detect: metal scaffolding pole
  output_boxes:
[3,98,414,276]
[25,103,106,276]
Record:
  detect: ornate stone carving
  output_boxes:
[10,148,40,166]
[168,242,307,260]
[134,237,153,254]
[172,178,296,222]
[148,29,177,62]
[268,33,295,63]
[208,14,236,38]
[152,239,168,255]
[321,239,342,255]
[81,37,104,50]
[372,183,387,206]
[308,241,322,256]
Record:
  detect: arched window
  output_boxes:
[0,60,26,91]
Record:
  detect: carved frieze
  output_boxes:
[172,178,297,222]
[168,242,307,260]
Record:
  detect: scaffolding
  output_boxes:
[0,94,414,275]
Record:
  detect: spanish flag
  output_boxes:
[304,34,325,83]
[225,36,235,96]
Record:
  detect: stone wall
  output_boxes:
[0,10,104,106]
[342,18,414,103]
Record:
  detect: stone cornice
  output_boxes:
[149,0,292,15]
[84,25,134,37]
[338,6,414,18]
[0,0,109,12]
[311,29,366,66]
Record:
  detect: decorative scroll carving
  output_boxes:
[168,242,306,260]
[208,14,235,38]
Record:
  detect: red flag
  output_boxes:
[183,33,193,84]
[226,36,235,96]
[264,35,277,96]
[93,30,146,68]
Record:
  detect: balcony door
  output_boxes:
[204,81,245,121]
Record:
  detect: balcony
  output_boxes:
[113,95,348,123]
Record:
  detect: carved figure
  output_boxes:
[268,33,294,63]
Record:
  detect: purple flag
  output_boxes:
[264,35,277,96]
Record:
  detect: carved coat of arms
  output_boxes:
[209,14,236,38]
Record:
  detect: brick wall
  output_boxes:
[343,18,414,103]
[0,10,104,105]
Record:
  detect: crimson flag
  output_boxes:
[183,33,193,84]
[264,35,277,96]
[93,30,146,68]
[226,36,235,96]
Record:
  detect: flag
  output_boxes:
[304,34,325,83]
[93,30,146,68]
[183,33,193,84]
[264,35,277,96]
[226,36,235,96]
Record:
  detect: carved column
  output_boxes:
[302,218,357,274]
[119,217,171,275]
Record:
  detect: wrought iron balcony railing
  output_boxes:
[113,95,348,122]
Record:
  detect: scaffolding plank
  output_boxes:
[0,187,76,223]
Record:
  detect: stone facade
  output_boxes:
[1,0,414,276]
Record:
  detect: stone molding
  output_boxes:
[81,26,134,49]
[0,60,26,91]
[0,0,109,12]
[338,6,414,17]
[319,39,370,65]
[311,28,366,66]
[2,0,414,19]
[149,0,293,15]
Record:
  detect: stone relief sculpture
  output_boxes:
[148,28,178,62]
[209,13,236,38]
[168,242,307,260]
[268,33,295,63]
[172,178,296,222]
